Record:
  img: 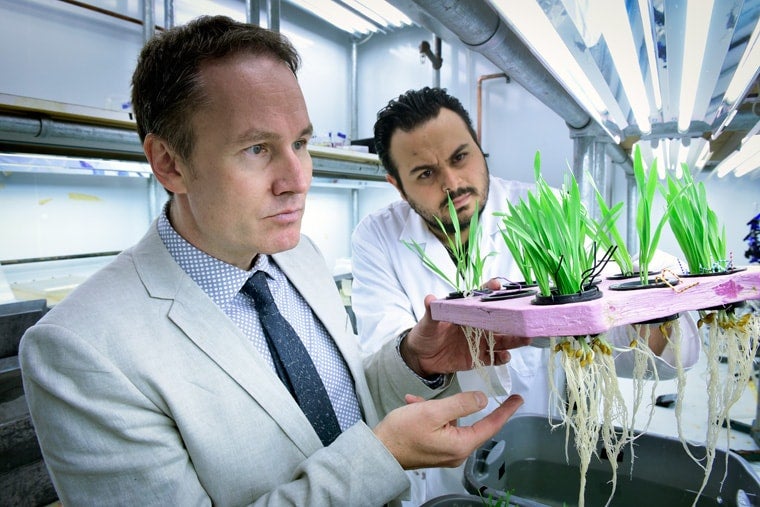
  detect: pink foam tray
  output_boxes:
[429,265,760,337]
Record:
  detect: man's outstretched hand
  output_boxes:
[374,391,523,469]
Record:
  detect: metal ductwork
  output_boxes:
[389,0,591,129]
[388,0,630,162]
[0,112,145,160]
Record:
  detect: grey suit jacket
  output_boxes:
[20,223,458,506]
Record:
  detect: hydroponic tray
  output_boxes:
[429,265,760,337]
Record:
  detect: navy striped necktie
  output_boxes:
[242,270,342,446]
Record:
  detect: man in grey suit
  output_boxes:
[19,15,523,506]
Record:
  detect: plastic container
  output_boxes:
[420,493,546,507]
[464,415,760,507]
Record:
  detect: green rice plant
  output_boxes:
[479,489,514,506]
[497,235,536,286]
[664,164,727,274]
[632,145,670,285]
[587,175,634,276]
[496,152,597,297]
[403,194,494,294]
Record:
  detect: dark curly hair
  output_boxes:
[131,15,300,163]
[373,87,480,184]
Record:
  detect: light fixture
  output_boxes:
[741,114,760,147]
[712,17,760,140]
[0,153,152,177]
[598,0,653,133]
[340,0,411,28]
[491,0,622,143]
[487,0,758,181]
[685,137,709,171]
[733,136,760,177]
[653,140,667,179]
[695,138,712,170]
[676,140,689,178]
[641,137,691,179]
[715,135,760,178]
[288,0,411,34]
[638,0,662,112]
[290,0,379,34]
[678,0,714,133]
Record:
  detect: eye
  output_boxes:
[453,152,467,163]
[418,169,433,180]
[293,138,308,151]
[246,144,265,155]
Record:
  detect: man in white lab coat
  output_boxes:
[350,86,701,504]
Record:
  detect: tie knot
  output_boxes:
[242,270,276,315]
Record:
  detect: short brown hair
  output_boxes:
[131,15,300,162]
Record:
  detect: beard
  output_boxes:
[407,177,490,236]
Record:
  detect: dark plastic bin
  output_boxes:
[420,492,547,507]
[464,415,760,507]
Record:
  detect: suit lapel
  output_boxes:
[133,226,323,455]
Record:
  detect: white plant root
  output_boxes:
[681,308,760,506]
[548,334,632,507]
[462,325,500,397]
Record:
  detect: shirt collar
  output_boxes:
[157,203,261,309]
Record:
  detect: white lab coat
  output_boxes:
[350,175,700,504]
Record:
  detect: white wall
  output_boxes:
[0,0,141,111]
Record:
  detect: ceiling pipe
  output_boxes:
[163,0,174,29]
[391,0,632,166]
[267,0,281,32]
[395,0,590,129]
[142,0,155,42]
[246,0,260,25]
[477,72,509,144]
[420,36,443,88]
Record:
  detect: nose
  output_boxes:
[273,148,311,195]
[439,167,461,195]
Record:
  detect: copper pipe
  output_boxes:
[477,73,509,144]
[57,0,164,31]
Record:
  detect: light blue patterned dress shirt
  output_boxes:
[157,207,362,431]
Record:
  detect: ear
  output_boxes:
[144,134,188,194]
[386,173,407,201]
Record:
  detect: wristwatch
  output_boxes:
[395,328,449,389]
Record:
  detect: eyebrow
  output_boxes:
[235,123,314,146]
[408,142,469,176]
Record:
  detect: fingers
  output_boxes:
[415,294,447,335]
[469,394,523,439]
[489,349,511,366]
[426,391,490,426]
[430,393,524,467]
[422,294,437,315]
[484,278,502,290]
[375,392,523,470]
[405,394,425,405]
[492,334,531,350]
